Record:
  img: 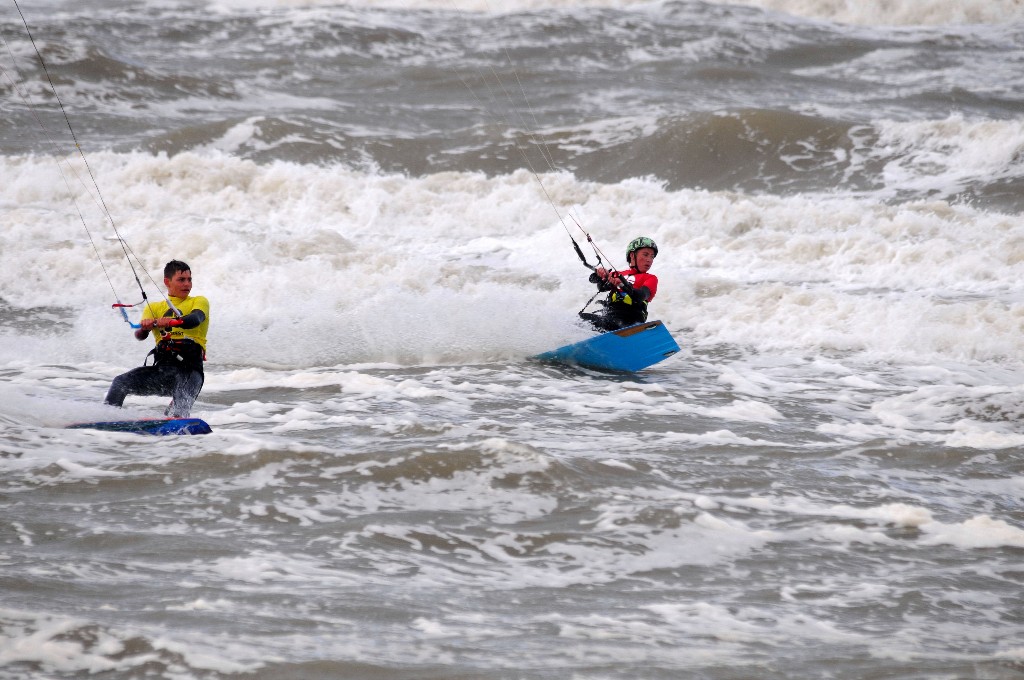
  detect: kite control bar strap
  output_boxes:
[112,303,184,330]
[573,239,596,271]
[112,303,141,329]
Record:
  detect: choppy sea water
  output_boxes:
[1,0,1023,678]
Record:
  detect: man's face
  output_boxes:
[632,248,656,273]
[165,269,192,298]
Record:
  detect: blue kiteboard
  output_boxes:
[67,418,212,436]
[533,320,680,372]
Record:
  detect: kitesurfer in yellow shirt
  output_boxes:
[105,260,210,418]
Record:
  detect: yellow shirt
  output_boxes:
[141,295,210,352]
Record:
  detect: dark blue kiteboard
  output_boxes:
[67,418,212,436]
[534,320,680,372]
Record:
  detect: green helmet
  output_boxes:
[626,236,658,262]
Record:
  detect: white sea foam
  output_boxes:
[203,0,661,12]
[0,607,259,676]
[870,383,1024,449]
[868,116,1024,198]
[920,514,1024,549]
[3,151,1023,371]
[192,0,1024,26]
[725,0,1024,26]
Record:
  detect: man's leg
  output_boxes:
[579,311,625,332]
[105,365,168,407]
[167,369,205,418]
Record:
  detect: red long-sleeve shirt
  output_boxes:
[615,268,658,302]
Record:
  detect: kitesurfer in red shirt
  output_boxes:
[580,236,659,332]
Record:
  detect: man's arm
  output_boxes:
[589,270,613,292]
[631,285,652,302]
[134,312,197,339]
[177,309,206,329]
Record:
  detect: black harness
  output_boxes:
[146,337,205,372]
